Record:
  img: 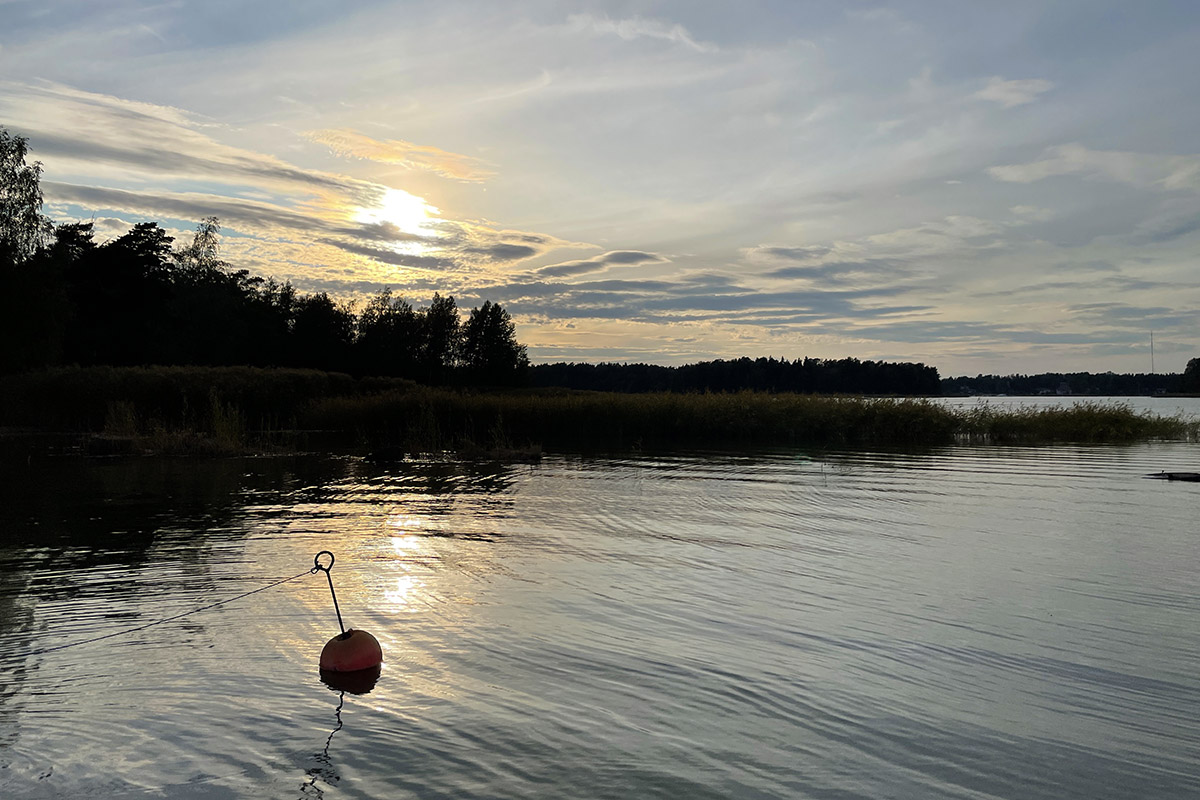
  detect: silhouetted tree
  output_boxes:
[64,221,176,365]
[241,277,297,366]
[0,128,52,264]
[1,222,89,371]
[173,216,225,275]
[356,288,420,377]
[418,293,460,383]
[1183,359,1200,393]
[461,300,529,385]
[291,292,355,371]
[1,128,58,372]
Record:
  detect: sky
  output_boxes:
[2,0,1199,375]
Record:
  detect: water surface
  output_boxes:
[2,443,1198,798]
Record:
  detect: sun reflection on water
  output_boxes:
[383,573,422,612]
[384,517,431,613]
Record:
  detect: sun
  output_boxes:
[355,187,439,235]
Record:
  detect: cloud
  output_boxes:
[567,14,716,53]
[313,221,573,274]
[1130,211,1200,245]
[305,128,494,182]
[471,266,926,329]
[747,245,831,263]
[536,249,666,278]
[2,82,379,206]
[341,221,429,244]
[1066,302,1197,328]
[861,215,1003,257]
[314,238,457,271]
[1009,205,1055,222]
[464,242,540,261]
[846,7,916,34]
[973,77,1054,108]
[988,143,1200,190]
[767,259,910,286]
[973,272,1188,300]
[43,181,345,235]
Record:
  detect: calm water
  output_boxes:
[2,440,1199,798]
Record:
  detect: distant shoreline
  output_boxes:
[2,366,1196,457]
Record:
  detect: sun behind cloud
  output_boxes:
[355,187,440,236]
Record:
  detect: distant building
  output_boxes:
[1056,381,1072,396]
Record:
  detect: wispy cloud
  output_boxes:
[1009,205,1056,222]
[536,250,667,278]
[766,259,911,287]
[305,128,495,182]
[746,245,832,263]
[2,81,380,207]
[973,77,1054,108]
[988,144,1200,189]
[567,14,716,53]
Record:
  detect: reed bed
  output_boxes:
[301,389,1197,450]
[2,367,1195,455]
[954,401,1197,443]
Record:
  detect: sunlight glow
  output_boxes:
[355,187,440,236]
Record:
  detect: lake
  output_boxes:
[2,436,1199,798]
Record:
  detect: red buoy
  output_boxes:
[319,628,383,672]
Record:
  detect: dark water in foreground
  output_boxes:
[1,444,1198,799]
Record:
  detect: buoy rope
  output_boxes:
[25,567,317,657]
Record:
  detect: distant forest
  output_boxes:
[531,358,941,395]
[944,369,1200,396]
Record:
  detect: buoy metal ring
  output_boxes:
[312,550,335,574]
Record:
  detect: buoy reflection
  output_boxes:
[319,664,381,695]
[303,690,346,797]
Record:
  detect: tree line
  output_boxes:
[532,356,942,396]
[1,128,528,385]
[942,371,1192,396]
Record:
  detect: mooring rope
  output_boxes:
[24,566,319,658]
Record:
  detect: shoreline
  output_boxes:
[2,366,1197,458]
